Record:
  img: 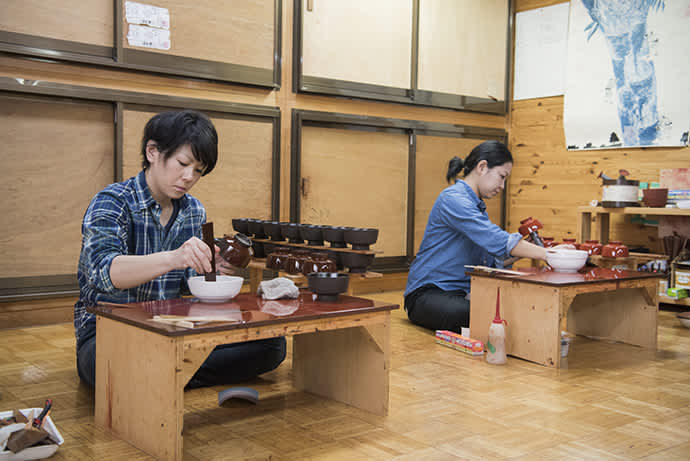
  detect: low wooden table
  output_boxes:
[87,292,398,460]
[469,267,663,368]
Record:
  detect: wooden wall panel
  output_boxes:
[300,127,409,258]
[415,136,504,253]
[0,95,114,278]
[301,0,413,88]
[122,0,274,69]
[418,0,508,99]
[0,0,113,46]
[122,109,274,235]
[508,97,690,252]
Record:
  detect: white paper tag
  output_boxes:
[127,24,170,50]
[125,1,170,30]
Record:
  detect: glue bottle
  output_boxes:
[486,287,507,365]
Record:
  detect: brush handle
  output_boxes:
[33,399,52,428]
[201,222,217,281]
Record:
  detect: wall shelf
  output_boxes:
[577,205,690,307]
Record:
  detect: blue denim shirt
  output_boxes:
[74,170,205,348]
[405,180,522,296]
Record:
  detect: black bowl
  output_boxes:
[263,221,284,241]
[307,272,350,302]
[343,227,379,250]
[300,224,324,246]
[253,241,266,258]
[232,218,250,235]
[247,219,267,238]
[326,250,344,270]
[281,222,303,243]
[262,242,276,255]
[322,226,347,248]
[341,252,375,273]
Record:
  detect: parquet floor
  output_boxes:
[1,291,689,460]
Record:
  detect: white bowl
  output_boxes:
[187,275,243,303]
[677,200,690,209]
[546,249,589,273]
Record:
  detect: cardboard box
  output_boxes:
[435,330,484,356]
[666,287,688,300]
[674,262,690,289]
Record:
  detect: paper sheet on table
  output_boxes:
[184,305,243,322]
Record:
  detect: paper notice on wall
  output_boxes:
[513,2,569,100]
[125,1,170,30]
[127,24,170,50]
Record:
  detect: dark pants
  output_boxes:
[77,335,287,390]
[405,285,470,333]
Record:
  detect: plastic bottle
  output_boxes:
[486,287,507,365]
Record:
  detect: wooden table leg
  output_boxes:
[578,211,592,242]
[566,282,658,349]
[292,313,390,415]
[470,277,659,368]
[95,317,185,460]
[470,278,561,367]
[597,212,610,244]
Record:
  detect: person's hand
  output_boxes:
[171,236,213,274]
[214,245,239,275]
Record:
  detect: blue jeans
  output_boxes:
[405,285,470,333]
[76,335,286,389]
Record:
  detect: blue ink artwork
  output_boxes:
[580,0,665,146]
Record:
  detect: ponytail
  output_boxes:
[446,156,464,183]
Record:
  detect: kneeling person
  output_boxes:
[74,109,286,389]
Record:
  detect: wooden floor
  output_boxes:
[1,291,690,460]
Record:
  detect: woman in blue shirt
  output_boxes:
[405,140,550,333]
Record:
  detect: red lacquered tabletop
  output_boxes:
[469,266,664,287]
[87,291,398,336]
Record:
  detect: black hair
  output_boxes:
[140,110,218,176]
[446,140,513,183]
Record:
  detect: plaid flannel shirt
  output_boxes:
[74,170,205,348]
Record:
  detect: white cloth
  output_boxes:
[257,277,299,300]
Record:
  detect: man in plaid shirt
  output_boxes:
[74,110,286,388]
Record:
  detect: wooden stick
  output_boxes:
[201,222,216,282]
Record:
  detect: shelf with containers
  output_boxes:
[577,206,690,306]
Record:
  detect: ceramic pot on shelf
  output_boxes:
[602,240,629,258]
[265,247,291,271]
[562,238,579,249]
[247,219,267,239]
[323,226,347,248]
[284,255,304,275]
[214,233,254,268]
[312,251,336,272]
[579,240,603,256]
[301,256,321,276]
[541,237,556,248]
[231,218,250,235]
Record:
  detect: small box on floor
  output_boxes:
[435,330,484,356]
[667,287,688,300]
